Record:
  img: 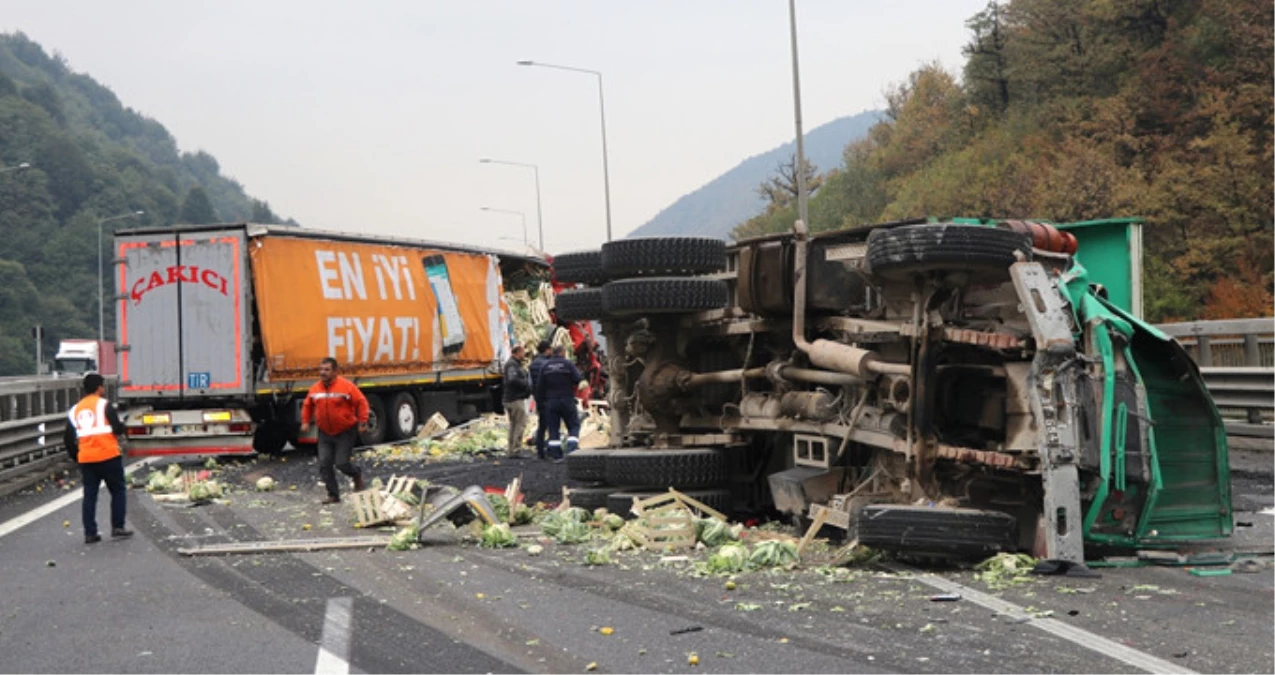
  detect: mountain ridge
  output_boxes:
[627,110,881,240]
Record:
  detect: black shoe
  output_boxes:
[85,534,102,544]
[321,496,341,505]
[111,528,133,539]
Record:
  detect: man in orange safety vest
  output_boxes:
[63,373,131,544]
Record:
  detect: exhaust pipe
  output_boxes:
[791,220,910,378]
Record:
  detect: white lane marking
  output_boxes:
[883,563,1198,675]
[0,457,160,539]
[1260,507,1274,517]
[314,597,353,675]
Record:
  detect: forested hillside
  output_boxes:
[0,32,291,375]
[736,0,1272,323]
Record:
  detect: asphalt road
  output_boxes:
[1,451,1271,674]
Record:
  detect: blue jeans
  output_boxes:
[81,455,127,536]
[544,398,581,460]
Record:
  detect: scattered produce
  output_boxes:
[584,549,612,566]
[974,553,1038,590]
[255,476,275,492]
[480,523,518,549]
[706,543,750,574]
[387,524,420,551]
[749,540,799,568]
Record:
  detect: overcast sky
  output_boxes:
[2,1,987,254]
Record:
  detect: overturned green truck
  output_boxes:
[554,219,1231,564]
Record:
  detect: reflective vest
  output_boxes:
[69,395,121,463]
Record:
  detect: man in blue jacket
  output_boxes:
[534,345,585,462]
[527,340,553,459]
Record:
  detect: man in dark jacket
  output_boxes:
[502,344,532,456]
[527,340,553,459]
[534,345,585,462]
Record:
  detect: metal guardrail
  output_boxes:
[0,377,119,494]
[1156,319,1274,446]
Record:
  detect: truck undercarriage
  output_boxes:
[558,220,1232,564]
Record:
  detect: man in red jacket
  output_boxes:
[301,357,369,504]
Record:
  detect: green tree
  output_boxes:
[179,185,218,224]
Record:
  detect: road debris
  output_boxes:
[974,553,1038,590]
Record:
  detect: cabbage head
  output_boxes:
[554,519,591,544]
[696,518,739,547]
[707,543,750,574]
[480,523,518,548]
[255,476,275,492]
[749,540,799,568]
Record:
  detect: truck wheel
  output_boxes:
[555,288,608,322]
[553,250,608,285]
[252,421,288,456]
[601,278,728,316]
[566,448,612,482]
[604,447,726,489]
[866,224,1031,282]
[359,394,388,446]
[607,488,731,519]
[567,486,615,511]
[387,392,418,441]
[601,237,726,277]
[856,504,1019,558]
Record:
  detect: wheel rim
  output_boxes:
[397,403,415,436]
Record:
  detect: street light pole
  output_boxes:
[516,60,613,242]
[787,0,810,227]
[98,210,144,341]
[0,162,31,174]
[480,207,527,245]
[479,158,544,250]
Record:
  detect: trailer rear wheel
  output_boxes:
[856,504,1019,558]
[555,288,609,322]
[553,250,608,285]
[604,447,727,489]
[388,392,418,441]
[359,394,388,446]
[607,488,732,519]
[601,277,729,316]
[567,486,615,511]
[866,224,1031,282]
[601,237,727,277]
[566,448,612,482]
[253,420,288,456]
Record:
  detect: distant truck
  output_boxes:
[52,339,117,377]
[114,223,544,457]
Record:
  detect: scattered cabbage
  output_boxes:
[526,544,544,556]
[706,543,750,574]
[512,504,534,525]
[187,480,223,502]
[749,540,799,568]
[146,471,174,493]
[203,457,218,470]
[255,476,275,492]
[554,519,591,544]
[603,514,624,531]
[607,531,637,552]
[489,495,511,523]
[583,549,612,566]
[974,553,1038,589]
[593,507,610,521]
[562,507,590,523]
[539,512,568,538]
[695,518,740,547]
[387,524,419,551]
[165,464,183,479]
[480,523,518,548]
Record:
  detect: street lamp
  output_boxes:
[479,158,543,250]
[0,162,31,174]
[516,59,613,242]
[98,210,144,341]
[480,207,527,245]
[787,0,810,227]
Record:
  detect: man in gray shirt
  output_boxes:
[502,344,532,457]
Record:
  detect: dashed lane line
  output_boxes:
[314,597,353,675]
[882,562,1198,675]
